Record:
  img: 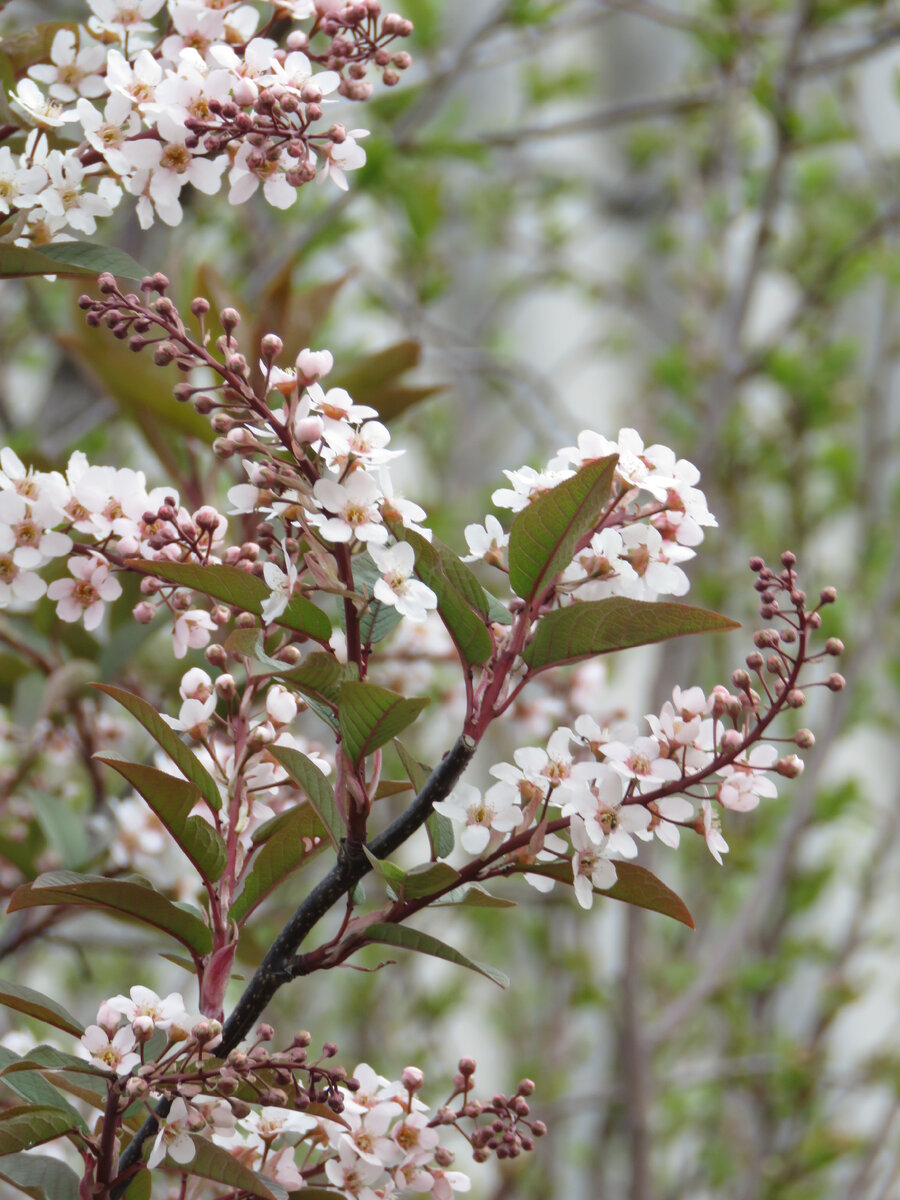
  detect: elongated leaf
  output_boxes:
[0,1153,80,1200]
[508,455,618,601]
[282,651,354,708]
[181,1135,288,1200]
[0,1050,87,1134]
[0,245,96,280]
[391,529,493,665]
[8,1045,107,1077]
[525,859,694,927]
[339,683,429,766]
[123,1168,152,1200]
[134,561,331,641]
[364,923,508,987]
[0,981,83,1038]
[229,803,327,924]
[267,745,344,850]
[38,241,147,281]
[8,872,212,956]
[96,754,227,882]
[94,684,222,812]
[522,598,740,671]
[0,1106,78,1155]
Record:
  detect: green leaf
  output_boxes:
[267,745,344,851]
[38,242,147,281]
[0,1050,87,1134]
[282,651,353,708]
[180,1135,289,1200]
[134,561,331,641]
[522,598,740,671]
[364,923,508,987]
[229,803,328,924]
[0,1106,79,1155]
[0,246,96,281]
[339,682,429,766]
[8,1046,106,1077]
[0,981,83,1039]
[7,872,212,957]
[0,1153,80,1200]
[362,846,406,898]
[122,1167,152,1200]
[402,861,461,899]
[391,528,493,665]
[508,455,618,601]
[525,860,694,927]
[94,684,222,812]
[96,754,227,882]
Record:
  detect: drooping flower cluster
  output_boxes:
[73,990,540,1197]
[1,0,413,243]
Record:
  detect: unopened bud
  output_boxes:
[401,1066,424,1091]
[132,601,155,624]
[795,728,815,748]
[776,754,804,778]
[826,673,846,691]
[786,689,806,708]
[826,638,844,656]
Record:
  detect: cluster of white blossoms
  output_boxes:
[472,426,718,601]
[78,986,471,1197]
[2,0,413,243]
[435,683,808,907]
[0,445,229,645]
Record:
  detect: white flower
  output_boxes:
[462,514,508,563]
[603,735,683,791]
[106,985,188,1031]
[369,541,437,623]
[311,470,387,545]
[80,1024,140,1075]
[570,815,616,909]
[261,545,299,623]
[702,798,729,864]
[717,745,779,812]
[75,93,140,175]
[27,29,107,102]
[47,555,121,630]
[0,146,47,214]
[9,79,78,128]
[147,1097,196,1169]
[172,609,217,658]
[433,781,523,855]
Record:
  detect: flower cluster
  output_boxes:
[435,554,844,907]
[1,0,413,243]
[473,426,717,601]
[0,444,229,644]
[76,990,539,1197]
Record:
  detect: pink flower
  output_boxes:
[47,555,121,630]
[172,609,217,659]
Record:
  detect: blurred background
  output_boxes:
[2,1,900,1197]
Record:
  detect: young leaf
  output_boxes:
[94,684,222,812]
[267,745,344,850]
[364,923,509,987]
[389,528,493,665]
[133,561,331,641]
[522,598,740,671]
[339,683,429,766]
[182,1136,289,1200]
[0,1106,80,1155]
[95,755,227,882]
[508,455,618,601]
[229,804,328,924]
[7,873,213,957]
[0,981,83,1038]
[282,651,354,709]
[0,1152,80,1200]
